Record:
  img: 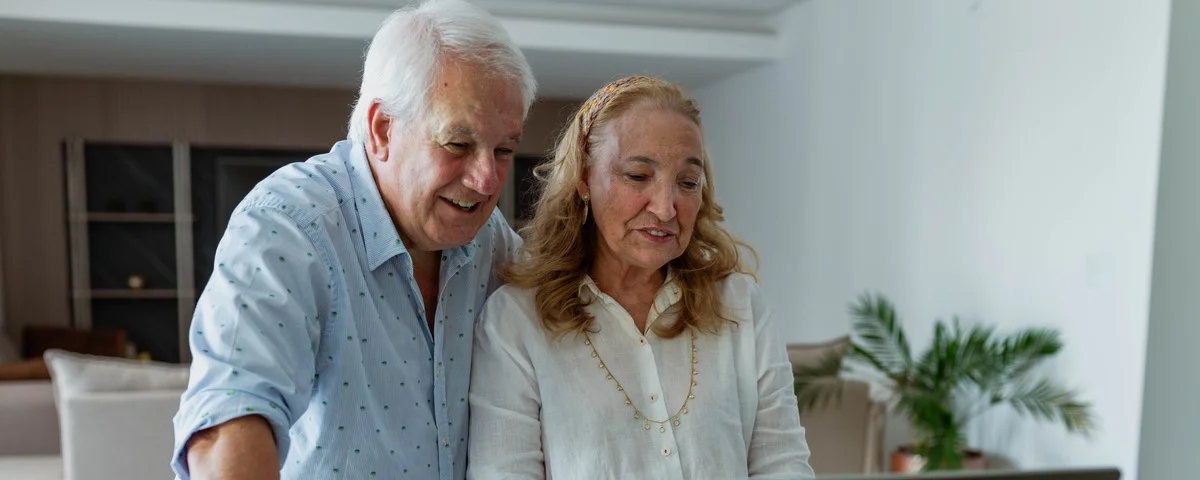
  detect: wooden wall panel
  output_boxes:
[0,75,355,334]
[0,73,578,336]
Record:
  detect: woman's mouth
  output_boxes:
[637,228,676,243]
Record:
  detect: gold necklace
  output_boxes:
[583,330,698,433]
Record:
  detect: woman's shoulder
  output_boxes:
[477,284,543,335]
[482,284,539,317]
[713,272,767,327]
[717,272,763,306]
[718,272,760,293]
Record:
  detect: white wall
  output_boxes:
[694,0,1170,477]
[1138,0,1200,477]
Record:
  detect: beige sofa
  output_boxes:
[788,337,887,475]
[0,351,186,480]
[0,380,59,456]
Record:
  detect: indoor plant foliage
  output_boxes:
[794,293,1095,471]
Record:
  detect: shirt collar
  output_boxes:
[578,269,684,313]
[343,141,476,271]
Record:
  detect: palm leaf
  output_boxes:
[848,344,909,387]
[850,293,913,376]
[998,328,1062,381]
[1005,378,1095,435]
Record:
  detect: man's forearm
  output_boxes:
[185,415,280,480]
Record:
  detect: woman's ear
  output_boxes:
[576,177,589,200]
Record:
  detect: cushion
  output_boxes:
[787,335,850,371]
[43,349,189,402]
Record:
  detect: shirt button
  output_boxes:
[662,447,671,457]
[649,393,658,402]
[442,437,449,446]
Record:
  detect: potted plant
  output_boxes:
[794,292,1095,472]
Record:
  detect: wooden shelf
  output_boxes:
[88,289,179,299]
[87,212,192,223]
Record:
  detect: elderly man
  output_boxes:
[170,1,537,479]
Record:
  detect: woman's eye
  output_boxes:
[680,181,701,191]
[626,174,649,182]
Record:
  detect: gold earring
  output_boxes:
[581,194,590,226]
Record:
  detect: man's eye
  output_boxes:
[447,143,469,150]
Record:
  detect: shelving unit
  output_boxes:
[65,141,319,363]
[65,140,194,363]
[90,289,181,300]
[86,212,187,223]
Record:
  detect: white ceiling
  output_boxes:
[0,0,796,98]
[250,0,798,17]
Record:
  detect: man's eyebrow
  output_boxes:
[439,125,477,139]
[626,155,704,167]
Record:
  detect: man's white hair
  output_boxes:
[347,0,537,144]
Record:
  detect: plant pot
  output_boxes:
[890,446,988,473]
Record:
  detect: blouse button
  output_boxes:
[649,393,658,402]
[638,337,647,346]
[661,447,671,457]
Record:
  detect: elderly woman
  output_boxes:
[467,76,814,479]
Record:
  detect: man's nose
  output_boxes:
[463,150,501,196]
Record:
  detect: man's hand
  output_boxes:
[185,415,280,480]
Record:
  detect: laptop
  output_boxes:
[819,467,1121,480]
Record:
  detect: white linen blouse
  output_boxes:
[467,273,815,479]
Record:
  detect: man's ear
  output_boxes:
[366,101,392,162]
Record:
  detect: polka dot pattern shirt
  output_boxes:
[171,140,519,479]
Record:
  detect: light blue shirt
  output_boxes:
[172,140,519,479]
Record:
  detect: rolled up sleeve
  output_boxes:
[171,204,333,479]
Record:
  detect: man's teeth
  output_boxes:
[647,229,669,237]
[449,199,477,210]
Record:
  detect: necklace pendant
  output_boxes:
[673,419,681,426]
[643,420,651,430]
[659,425,666,433]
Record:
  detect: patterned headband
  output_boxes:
[578,75,657,141]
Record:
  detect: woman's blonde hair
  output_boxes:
[505,75,756,338]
